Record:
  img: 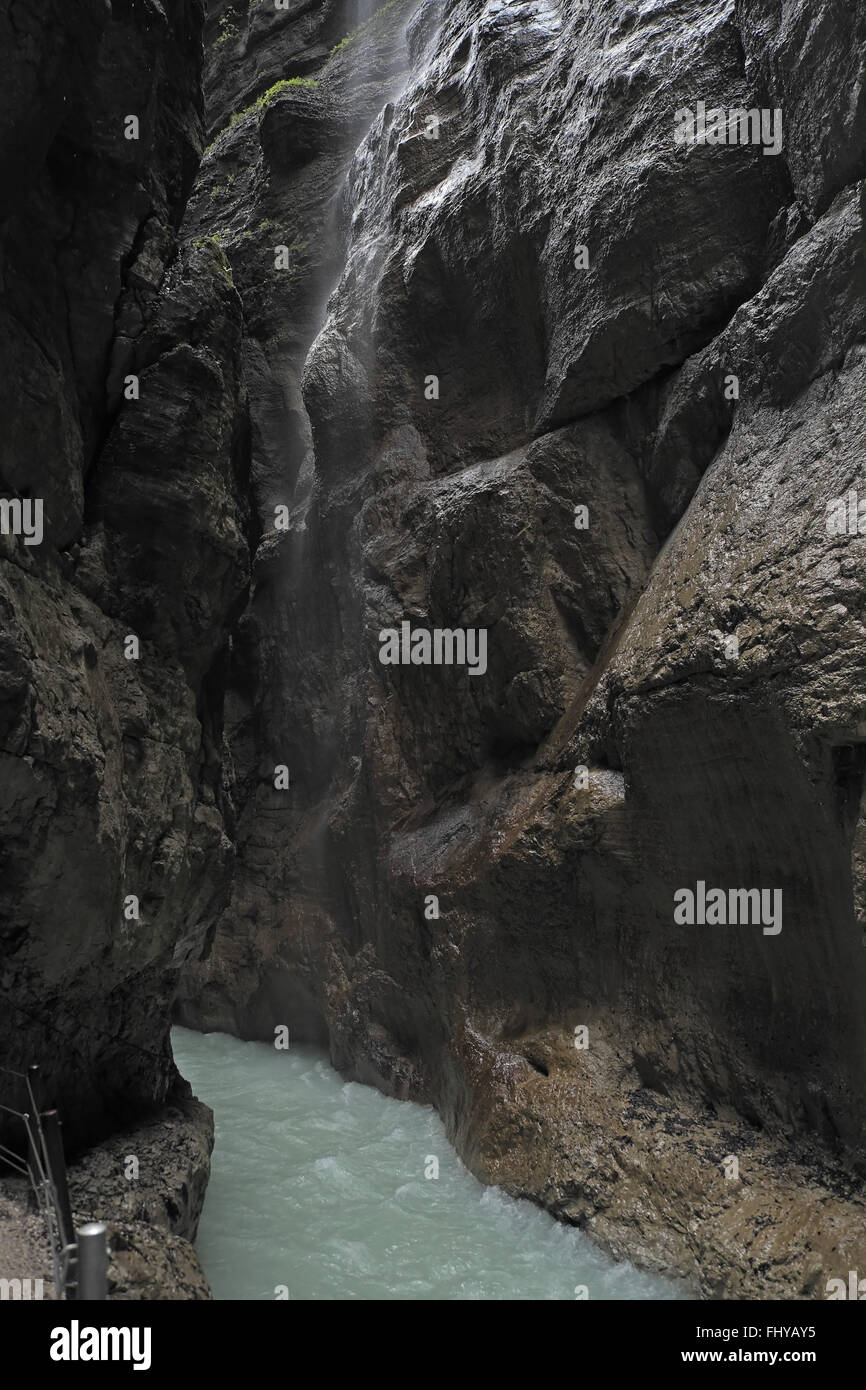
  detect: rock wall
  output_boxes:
[176,0,866,1295]
[2,0,866,1300]
[0,0,248,1163]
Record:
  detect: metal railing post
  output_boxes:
[76,1222,108,1301]
[13,1062,102,1302]
[40,1110,75,1252]
[24,1064,45,1204]
[26,1063,44,1111]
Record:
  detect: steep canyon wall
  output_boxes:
[1,0,865,1298]
[178,0,866,1295]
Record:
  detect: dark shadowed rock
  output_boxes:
[4,0,866,1303]
[0,0,247,1177]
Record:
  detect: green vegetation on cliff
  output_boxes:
[227,77,319,130]
[330,0,403,55]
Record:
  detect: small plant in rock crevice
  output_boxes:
[330,0,403,56]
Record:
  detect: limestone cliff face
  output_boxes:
[0,0,249,1157]
[176,0,866,1295]
[3,0,866,1301]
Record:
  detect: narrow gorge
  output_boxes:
[1,0,865,1304]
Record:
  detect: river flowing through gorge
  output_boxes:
[172,1028,686,1301]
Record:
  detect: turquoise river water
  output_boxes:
[172,1027,687,1301]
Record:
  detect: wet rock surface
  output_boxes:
[177,0,866,1296]
[2,0,866,1300]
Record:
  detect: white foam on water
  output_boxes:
[172,1027,688,1301]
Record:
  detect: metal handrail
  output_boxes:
[0,1067,107,1301]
